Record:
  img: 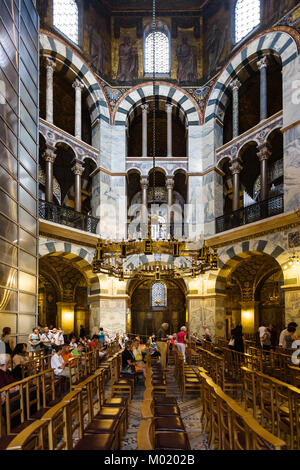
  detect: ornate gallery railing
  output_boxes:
[39,200,99,234]
[215,194,284,233]
[127,222,186,240]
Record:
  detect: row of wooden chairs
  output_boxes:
[174,348,201,400]
[137,356,191,450]
[199,370,286,450]
[242,366,300,449]
[5,369,129,450]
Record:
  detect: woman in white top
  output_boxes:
[28,327,42,353]
[52,328,64,346]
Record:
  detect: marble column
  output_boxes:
[43,145,57,203]
[229,158,243,211]
[166,103,173,157]
[45,57,56,124]
[257,56,268,121]
[72,160,84,213]
[229,79,241,139]
[166,176,174,233]
[141,104,149,157]
[140,176,149,235]
[72,78,84,140]
[257,143,271,201]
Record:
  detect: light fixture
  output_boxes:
[92,0,219,280]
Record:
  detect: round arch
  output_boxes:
[205,27,299,124]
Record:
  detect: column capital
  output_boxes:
[72,161,84,176]
[141,104,149,113]
[72,78,84,91]
[229,158,243,175]
[45,56,56,71]
[229,78,241,92]
[166,176,175,189]
[257,56,268,70]
[140,176,149,188]
[257,143,271,161]
[165,103,174,113]
[43,146,57,164]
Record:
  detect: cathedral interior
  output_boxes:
[1,0,300,453]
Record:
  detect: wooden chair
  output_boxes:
[6,420,49,450]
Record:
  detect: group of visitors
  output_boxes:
[258,322,298,351]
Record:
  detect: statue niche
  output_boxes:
[116,36,138,83]
[176,37,197,84]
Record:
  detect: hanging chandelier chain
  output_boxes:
[152,0,156,201]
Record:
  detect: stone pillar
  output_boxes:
[257,56,268,121]
[56,301,76,335]
[140,176,149,236]
[229,159,243,212]
[229,79,241,139]
[166,103,173,157]
[72,160,84,213]
[45,57,56,124]
[72,78,84,140]
[257,143,271,201]
[166,176,174,235]
[187,294,227,342]
[125,124,129,158]
[141,104,149,157]
[281,285,300,338]
[43,145,57,203]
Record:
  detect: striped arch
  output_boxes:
[39,31,111,125]
[205,27,299,124]
[39,239,100,296]
[208,238,287,294]
[113,82,201,126]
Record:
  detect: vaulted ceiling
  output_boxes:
[99,0,210,12]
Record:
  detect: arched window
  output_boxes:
[235,0,260,44]
[151,281,167,308]
[144,24,170,75]
[53,0,79,45]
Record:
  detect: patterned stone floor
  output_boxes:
[115,365,210,450]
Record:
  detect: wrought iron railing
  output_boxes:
[39,200,99,234]
[216,194,284,234]
[127,222,186,240]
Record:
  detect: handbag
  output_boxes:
[228,338,235,347]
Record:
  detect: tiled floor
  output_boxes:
[117,366,210,450]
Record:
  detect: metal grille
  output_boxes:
[235,0,260,43]
[151,281,166,307]
[53,0,79,44]
[145,31,170,74]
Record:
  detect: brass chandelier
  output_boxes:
[92,0,219,280]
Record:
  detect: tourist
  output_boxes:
[41,326,54,356]
[279,322,298,347]
[149,336,161,358]
[69,337,78,350]
[50,346,69,379]
[202,325,212,342]
[258,324,266,347]
[89,335,99,350]
[121,341,135,375]
[269,323,278,349]
[61,344,74,363]
[175,326,187,362]
[79,325,85,338]
[283,326,297,349]
[98,327,105,343]
[231,325,245,353]
[71,343,84,357]
[28,327,42,354]
[0,354,19,405]
[12,343,29,380]
[156,323,169,370]
[261,327,271,352]
[132,338,147,377]
[192,331,202,346]
[52,327,64,346]
[1,327,14,356]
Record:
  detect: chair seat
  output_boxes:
[154,405,180,417]
[11,420,32,434]
[95,407,124,420]
[155,432,190,450]
[185,378,200,383]
[154,417,185,432]
[154,396,177,406]
[114,379,133,387]
[74,433,114,450]
[104,397,128,407]
[86,419,118,434]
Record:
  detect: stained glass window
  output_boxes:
[151,281,166,308]
[53,0,79,45]
[235,0,260,44]
[145,31,170,74]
